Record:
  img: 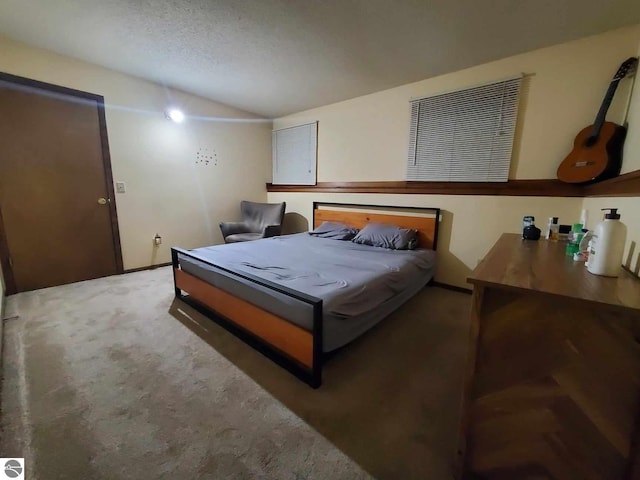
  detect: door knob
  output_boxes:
[98,197,109,205]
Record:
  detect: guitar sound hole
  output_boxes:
[584,135,598,148]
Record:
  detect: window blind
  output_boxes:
[272,122,317,185]
[407,77,522,182]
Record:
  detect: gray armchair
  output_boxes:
[220,201,286,243]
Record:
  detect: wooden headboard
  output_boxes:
[312,202,440,250]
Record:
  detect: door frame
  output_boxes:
[0,72,124,295]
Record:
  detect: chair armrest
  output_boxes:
[263,224,283,238]
[220,221,251,238]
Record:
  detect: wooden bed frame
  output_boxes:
[171,202,440,388]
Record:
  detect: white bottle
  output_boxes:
[580,209,588,230]
[587,208,627,277]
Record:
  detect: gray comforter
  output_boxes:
[184,233,436,319]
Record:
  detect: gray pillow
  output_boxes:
[351,223,418,250]
[309,221,359,240]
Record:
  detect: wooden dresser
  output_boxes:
[462,233,640,480]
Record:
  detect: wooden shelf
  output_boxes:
[267,169,640,198]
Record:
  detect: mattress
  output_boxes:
[178,233,436,351]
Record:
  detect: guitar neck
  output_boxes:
[591,79,621,138]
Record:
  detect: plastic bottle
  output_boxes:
[546,217,559,241]
[566,223,583,256]
[584,239,593,266]
[580,209,588,230]
[587,208,627,277]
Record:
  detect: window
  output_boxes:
[272,122,317,185]
[407,77,522,182]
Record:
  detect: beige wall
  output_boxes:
[275,25,640,181]
[270,192,583,287]
[621,37,640,174]
[269,25,640,288]
[580,38,640,278]
[0,34,272,271]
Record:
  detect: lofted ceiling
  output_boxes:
[1,0,639,118]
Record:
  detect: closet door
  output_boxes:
[0,73,122,292]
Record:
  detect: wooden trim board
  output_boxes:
[268,179,583,197]
[95,96,124,273]
[431,281,472,295]
[0,206,17,295]
[582,169,640,197]
[123,262,172,274]
[267,169,640,197]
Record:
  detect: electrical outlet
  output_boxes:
[116,181,126,193]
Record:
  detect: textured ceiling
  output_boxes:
[1,1,639,118]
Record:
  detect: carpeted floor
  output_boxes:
[0,266,471,479]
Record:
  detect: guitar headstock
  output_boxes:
[614,57,639,81]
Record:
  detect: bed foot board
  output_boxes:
[176,294,322,388]
[171,249,323,388]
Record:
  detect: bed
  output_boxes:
[171,202,440,387]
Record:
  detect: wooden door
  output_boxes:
[0,73,122,293]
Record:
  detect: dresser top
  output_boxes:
[468,233,640,311]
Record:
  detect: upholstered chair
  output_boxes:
[219,201,286,243]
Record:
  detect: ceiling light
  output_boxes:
[166,108,185,123]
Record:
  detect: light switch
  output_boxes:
[116,181,126,193]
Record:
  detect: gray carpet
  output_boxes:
[0,266,470,479]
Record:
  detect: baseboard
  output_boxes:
[623,264,640,279]
[123,262,172,274]
[431,281,473,295]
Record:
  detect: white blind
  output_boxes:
[407,77,522,182]
[272,122,317,185]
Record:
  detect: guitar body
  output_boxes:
[556,57,637,184]
[557,121,627,184]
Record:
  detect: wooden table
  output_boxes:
[462,233,640,480]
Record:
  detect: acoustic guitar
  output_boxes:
[557,57,638,184]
